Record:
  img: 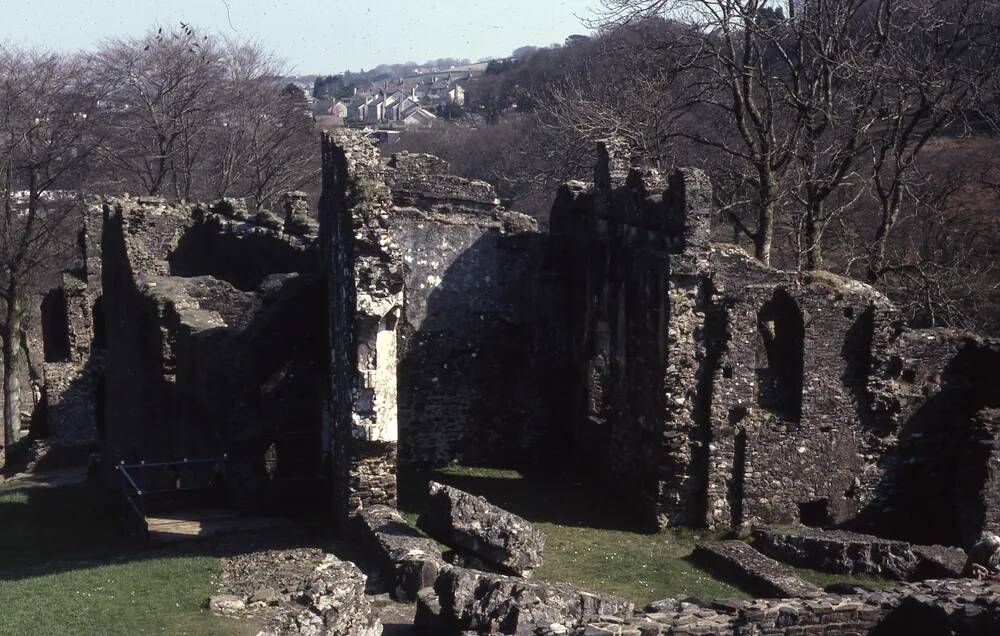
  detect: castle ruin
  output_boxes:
[17,128,1000,632]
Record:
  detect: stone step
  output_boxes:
[691,540,823,599]
[145,508,290,543]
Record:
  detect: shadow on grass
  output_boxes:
[0,478,342,583]
[398,465,644,532]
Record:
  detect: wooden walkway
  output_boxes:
[145,508,290,544]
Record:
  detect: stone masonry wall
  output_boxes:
[548,139,1000,538]
[384,152,544,467]
[38,205,106,454]
[547,143,715,529]
[320,131,404,524]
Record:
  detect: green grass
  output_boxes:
[0,478,247,635]
[793,566,899,590]
[0,480,122,571]
[532,522,746,604]
[0,556,242,635]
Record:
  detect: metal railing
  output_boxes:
[117,454,228,540]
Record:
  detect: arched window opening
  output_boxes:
[755,288,805,423]
[41,288,71,362]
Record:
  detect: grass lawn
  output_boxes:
[399,465,896,606]
[0,477,247,635]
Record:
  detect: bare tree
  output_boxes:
[599,0,1000,272]
[0,48,104,465]
[872,168,998,330]
[862,0,1000,283]
[599,0,806,265]
[93,25,223,199]
[532,20,686,172]
[207,40,319,211]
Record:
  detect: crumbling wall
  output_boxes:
[168,195,317,291]
[705,269,899,531]
[33,205,106,458]
[76,131,1000,547]
[860,330,1000,546]
[547,140,1000,536]
[547,143,715,529]
[319,137,550,524]
[100,196,325,509]
[320,131,404,523]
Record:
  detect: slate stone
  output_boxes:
[417,481,545,576]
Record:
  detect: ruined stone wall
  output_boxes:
[383,153,544,467]
[320,131,404,523]
[168,200,316,291]
[101,198,215,469]
[860,330,1000,545]
[100,196,326,510]
[322,137,545,482]
[547,141,1000,537]
[319,135,551,523]
[703,263,900,532]
[547,144,715,529]
[34,205,106,457]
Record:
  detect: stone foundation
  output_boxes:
[753,526,966,581]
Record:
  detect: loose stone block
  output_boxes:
[691,540,823,599]
[417,481,545,576]
[356,504,447,601]
[752,526,966,581]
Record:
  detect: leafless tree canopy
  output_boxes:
[400,0,1000,335]
[91,27,319,208]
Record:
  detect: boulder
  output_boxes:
[417,481,545,576]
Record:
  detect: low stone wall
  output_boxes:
[355,504,447,601]
[691,540,822,598]
[575,579,1000,635]
[753,526,966,581]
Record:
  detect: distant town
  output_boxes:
[287,61,494,135]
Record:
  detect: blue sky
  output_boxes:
[0,0,598,74]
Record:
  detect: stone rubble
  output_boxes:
[213,548,382,636]
[432,565,634,634]
[574,578,1000,635]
